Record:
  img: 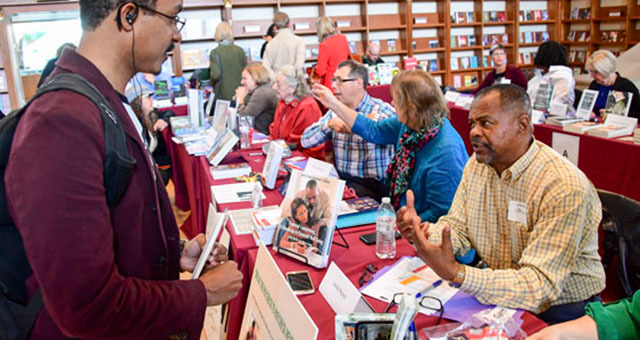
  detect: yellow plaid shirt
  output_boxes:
[430,140,605,313]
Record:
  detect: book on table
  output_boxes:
[206,128,239,166]
[575,89,599,120]
[587,115,638,138]
[272,170,345,269]
[533,82,555,112]
[546,117,584,127]
[564,121,603,134]
[336,197,380,229]
[604,91,634,117]
[210,162,251,180]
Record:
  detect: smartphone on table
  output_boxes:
[359,231,401,245]
[285,270,315,295]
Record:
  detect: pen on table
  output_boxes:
[416,279,442,298]
[407,322,416,340]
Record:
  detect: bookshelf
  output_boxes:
[3,0,640,109]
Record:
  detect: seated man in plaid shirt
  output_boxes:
[301,60,396,201]
[397,84,606,325]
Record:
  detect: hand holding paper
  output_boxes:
[199,261,243,306]
[180,234,229,272]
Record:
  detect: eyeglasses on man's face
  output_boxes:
[331,77,358,86]
[139,5,186,32]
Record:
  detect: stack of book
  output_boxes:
[564,121,603,134]
[569,8,591,20]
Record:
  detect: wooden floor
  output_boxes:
[165,179,190,240]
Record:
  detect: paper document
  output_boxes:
[228,205,280,235]
[360,257,458,316]
[211,183,266,204]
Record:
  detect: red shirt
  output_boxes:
[314,34,351,89]
[270,96,325,159]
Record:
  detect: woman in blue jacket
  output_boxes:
[312,70,468,222]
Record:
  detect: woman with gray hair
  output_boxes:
[270,65,325,159]
[311,17,350,89]
[209,21,247,103]
[312,70,468,222]
[586,49,640,118]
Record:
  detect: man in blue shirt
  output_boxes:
[302,60,396,201]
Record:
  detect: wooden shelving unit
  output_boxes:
[2,0,640,109]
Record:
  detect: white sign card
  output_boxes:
[531,109,545,124]
[552,132,580,166]
[549,102,568,117]
[575,89,598,120]
[319,262,374,314]
[239,243,319,340]
[262,141,285,190]
[303,158,339,178]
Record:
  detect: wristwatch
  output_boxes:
[451,263,466,285]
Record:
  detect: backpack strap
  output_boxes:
[36,73,136,209]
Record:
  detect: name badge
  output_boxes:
[507,201,527,224]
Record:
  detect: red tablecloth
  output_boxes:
[157,104,188,116]
[367,84,392,103]
[449,105,640,202]
[240,225,546,340]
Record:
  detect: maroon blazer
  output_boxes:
[6,49,206,339]
[473,64,528,94]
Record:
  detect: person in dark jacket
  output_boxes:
[234,62,278,135]
[473,44,527,94]
[209,22,247,103]
[586,49,640,119]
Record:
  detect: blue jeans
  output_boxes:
[536,295,601,325]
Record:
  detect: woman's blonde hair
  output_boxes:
[244,62,271,86]
[585,50,617,80]
[391,70,448,130]
[278,65,311,100]
[214,21,233,42]
[316,17,338,42]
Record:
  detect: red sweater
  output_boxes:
[314,34,351,89]
[270,96,325,159]
[473,64,528,94]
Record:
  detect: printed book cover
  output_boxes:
[272,170,345,268]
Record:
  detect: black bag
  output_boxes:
[599,190,640,297]
[0,73,136,340]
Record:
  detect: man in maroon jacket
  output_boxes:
[5,0,242,339]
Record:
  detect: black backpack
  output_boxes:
[598,190,640,297]
[0,73,136,340]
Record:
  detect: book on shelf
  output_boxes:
[450,13,456,23]
[609,31,618,43]
[451,37,458,48]
[466,11,475,23]
[570,8,579,20]
[579,8,591,19]
[600,31,609,42]
[403,57,417,71]
[348,41,357,54]
[491,11,499,22]
[210,162,251,180]
[564,121,604,134]
[386,39,396,52]
[569,51,577,62]
[502,33,509,44]
[463,75,472,87]
[604,91,634,117]
[450,58,459,70]
[497,11,506,22]
[460,57,470,69]
[469,56,478,69]
[542,10,549,20]
[567,31,576,42]
[518,10,524,21]
[456,12,466,24]
[542,32,550,42]
[429,59,439,72]
[534,10,542,21]
[576,51,586,63]
[273,170,345,269]
[458,35,467,47]
[428,40,439,48]
[482,35,490,46]
[524,32,533,44]
[523,53,532,65]
[525,11,532,21]
[468,35,476,46]
[453,74,462,88]
[482,11,489,22]
[518,53,524,65]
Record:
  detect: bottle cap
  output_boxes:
[381,197,390,204]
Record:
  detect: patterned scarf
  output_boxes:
[386,125,441,209]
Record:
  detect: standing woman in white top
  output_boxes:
[528,41,576,115]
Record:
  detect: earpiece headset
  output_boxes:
[115,1,139,30]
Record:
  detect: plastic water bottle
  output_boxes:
[250,182,263,210]
[376,197,396,259]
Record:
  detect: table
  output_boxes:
[241,225,547,340]
[448,105,640,202]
